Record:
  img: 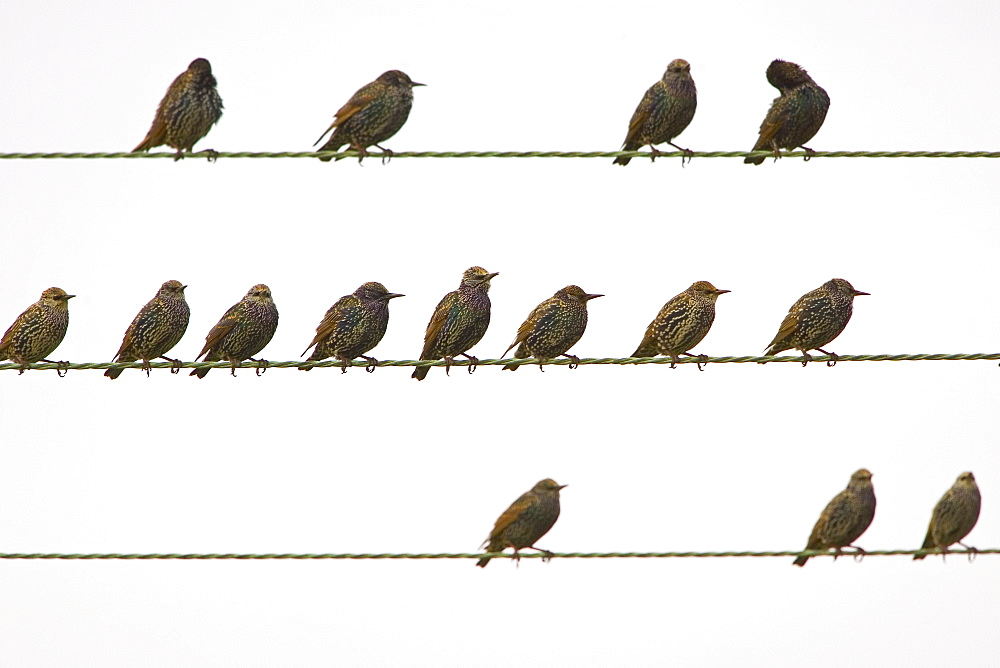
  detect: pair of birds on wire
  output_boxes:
[130,57,828,164]
[0,274,868,376]
[477,471,981,568]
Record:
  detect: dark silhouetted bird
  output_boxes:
[914,472,981,560]
[299,282,404,372]
[106,280,190,379]
[133,58,223,160]
[745,59,829,165]
[615,58,697,166]
[314,70,424,163]
[502,285,602,371]
[477,479,566,568]
[632,281,729,368]
[794,469,876,567]
[764,278,868,363]
[0,287,75,372]
[413,266,498,380]
[191,284,279,378]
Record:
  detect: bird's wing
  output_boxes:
[420,292,457,358]
[314,86,379,145]
[487,492,537,542]
[752,96,791,152]
[195,303,243,360]
[621,90,654,149]
[503,302,548,357]
[302,295,358,355]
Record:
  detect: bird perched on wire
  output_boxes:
[132,58,223,161]
[614,58,697,166]
[190,284,279,378]
[914,472,981,560]
[631,281,729,369]
[477,479,566,568]
[745,59,829,165]
[314,70,425,163]
[106,280,190,379]
[793,469,876,567]
[501,285,602,371]
[764,278,868,365]
[299,282,404,373]
[413,266,498,380]
[0,287,75,374]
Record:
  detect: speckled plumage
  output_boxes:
[632,281,729,367]
[299,282,404,372]
[106,280,190,379]
[314,70,424,163]
[615,59,697,166]
[794,469,876,567]
[413,266,498,380]
[133,58,223,160]
[745,59,829,165]
[477,479,565,568]
[765,278,868,361]
[191,284,278,378]
[0,287,74,370]
[914,472,981,560]
[502,285,602,371]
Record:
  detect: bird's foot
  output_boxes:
[142,359,152,378]
[199,148,219,163]
[161,356,182,374]
[443,356,454,377]
[173,150,185,162]
[460,353,479,374]
[799,352,813,367]
[44,360,71,377]
[960,543,978,563]
[649,146,663,163]
[374,144,394,165]
[564,354,580,370]
[802,146,816,162]
[540,549,555,563]
[337,355,351,374]
[253,359,269,376]
[669,355,680,369]
[669,142,694,165]
[353,143,369,164]
[818,349,839,367]
[361,356,378,373]
[849,545,867,563]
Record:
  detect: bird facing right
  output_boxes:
[0,287,75,372]
[314,70,425,163]
[106,280,190,379]
[632,281,729,368]
[793,469,876,567]
[191,284,279,378]
[132,58,224,160]
[614,58,697,166]
[502,285,603,371]
[914,472,981,560]
[745,59,830,165]
[412,266,498,380]
[477,479,566,568]
[764,278,868,363]
[299,282,404,372]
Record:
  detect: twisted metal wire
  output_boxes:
[3,353,999,373]
[0,549,992,560]
[2,150,1000,161]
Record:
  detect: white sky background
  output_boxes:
[1,0,999,664]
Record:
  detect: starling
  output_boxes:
[299,282,404,372]
[745,59,830,165]
[614,58,697,166]
[764,278,868,364]
[477,479,566,568]
[793,469,876,567]
[502,285,602,371]
[914,472,981,560]
[632,281,729,368]
[314,70,425,163]
[132,58,223,161]
[0,287,75,372]
[106,280,191,379]
[412,266,498,380]
[191,284,279,378]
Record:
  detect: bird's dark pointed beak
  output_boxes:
[715,289,731,295]
[62,294,76,300]
[411,82,426,87]
[383,293,405,300]
[486,272,500,280]
[182,285,189,290]
[854,290,870,296]
[557,484,568,490]
[585,294,604,301]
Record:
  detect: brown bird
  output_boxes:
[133,58,224,160]
[477,479,566,568]
[502,285,602,371]
[764,278,868,364]
[914,472,981,560]
[314,70,424,163]
[299,282,404,372]
[191,284,279,378]
[745,59,830,165]
[106,280,190,379]
[413,266,498,380]
[794,469,876,567]
[632,281,729,369]
[0,287,75,373]
[615,58,697,166]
